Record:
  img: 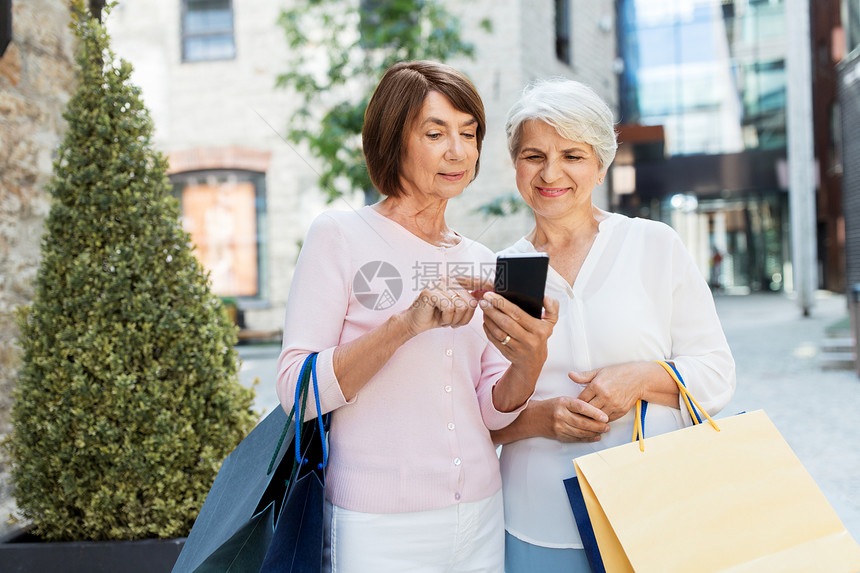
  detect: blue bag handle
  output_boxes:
[293,353,328,470]
[267,352,328,475]
[632,361,713,450]
[664,361,703,424]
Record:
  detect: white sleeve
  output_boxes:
[666,233,737,424]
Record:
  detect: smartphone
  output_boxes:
[494,253,549,319]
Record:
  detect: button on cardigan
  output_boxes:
[277,206,523,514]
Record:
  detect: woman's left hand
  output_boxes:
[480,292,559,373]
[573,361,682,421]
[479,291,559,412]
[571,363,647,422]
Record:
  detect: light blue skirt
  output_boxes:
[504,531,592,573]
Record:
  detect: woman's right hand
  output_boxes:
[332,280,476,402]
[401,280,477,336]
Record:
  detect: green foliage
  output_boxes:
[3,1,257,541]
[473,192,528,218]
[276,0,489,202]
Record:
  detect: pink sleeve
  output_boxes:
[475,341,529,431]
[276,214,354,420]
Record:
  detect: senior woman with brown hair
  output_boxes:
[276,61,557,572]
[484,78,736,572]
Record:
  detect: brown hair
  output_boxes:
[362,60,486,198]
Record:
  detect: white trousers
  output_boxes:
[323,490,504,573]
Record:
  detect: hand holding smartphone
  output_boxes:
[494,253,549,318]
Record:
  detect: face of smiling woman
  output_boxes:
[515,119,606,220]
[399,91,479,202]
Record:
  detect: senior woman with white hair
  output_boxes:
[482,79,736,571]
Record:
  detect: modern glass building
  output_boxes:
[840,0,860,291]
[847,0,860,53]
[613,0,790,293]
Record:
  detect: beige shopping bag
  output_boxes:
[573,408,860,572]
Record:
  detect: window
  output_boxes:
[555,0,571,64]
[831,102,842,174]
[182,0,235,62]
[170,170,267,299]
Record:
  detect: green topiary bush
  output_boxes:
[3,1,257,542]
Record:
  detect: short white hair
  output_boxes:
[505,78,618,171]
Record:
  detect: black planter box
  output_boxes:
[0,527,185,573]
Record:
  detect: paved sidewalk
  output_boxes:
[236,343,282,418]
[239,290,860,541]
[712,291,860,541]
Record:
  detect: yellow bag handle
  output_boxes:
[632,361,720,452]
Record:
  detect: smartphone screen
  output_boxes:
[494,253,549,318]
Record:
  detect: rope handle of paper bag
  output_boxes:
[631,400,648,449]
[266,352,328,475]
[661,361,703,424]
[631,360,720,452]
[655,360,719,431]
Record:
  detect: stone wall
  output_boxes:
[0,0,76,536]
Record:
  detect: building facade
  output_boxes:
[812,0,850,294]
[842,51,860,290]
[105,0,618,333]
[612,0,793,294]
[839,0,860,292]
[612,0,858,297]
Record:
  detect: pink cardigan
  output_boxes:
[276,206,522,513]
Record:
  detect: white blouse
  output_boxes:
[499,213,736,549]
